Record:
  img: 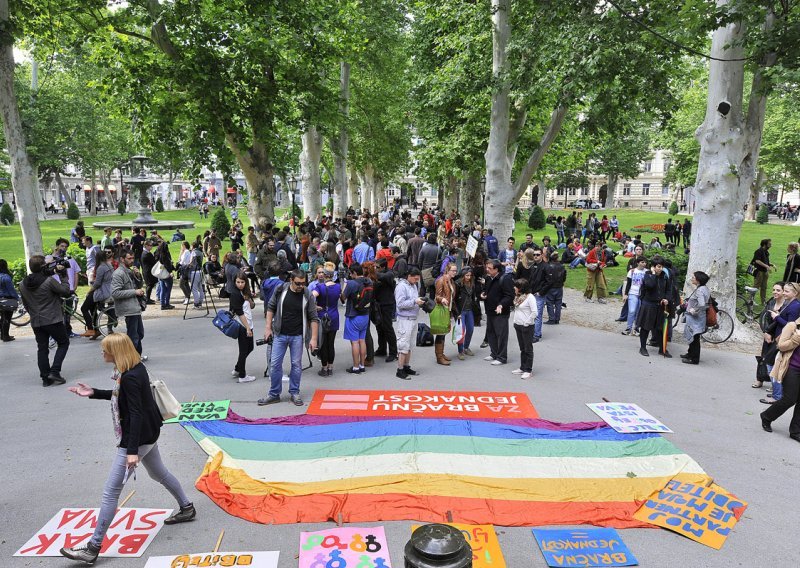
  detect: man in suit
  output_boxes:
[140,239,158,305]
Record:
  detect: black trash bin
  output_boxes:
[404,523,472,568]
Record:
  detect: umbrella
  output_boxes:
[661,307,670,356]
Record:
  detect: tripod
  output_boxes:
[182,265,217,320]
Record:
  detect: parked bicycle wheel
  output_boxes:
[96,310,118,337]
[702,309,734,344]
[9,306,30,327]
[735,296,750,324]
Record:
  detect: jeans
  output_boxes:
[487,313,509,363]
[89,444,190,550]
[160,276,173,307]
[33,322,69,379]
[626,294,641,330]
[533,294,546,338]
[236,326,254,378]
[248,252,257,267]
[569,257,585,269]
[458,310,475,353]
[189,270,205,305]
[514,323,534,372]
[545,288,563,322]
[269,334,303,397]
[125,315,145,354]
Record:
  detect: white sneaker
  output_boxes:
[238,375,256,383]
[491,360,504,366]
[231,370,238,377]
[483,355,494,361]
[282,375,290,382]
[182,298,190,305]
[511,369,524,375]
[521,372,532,379]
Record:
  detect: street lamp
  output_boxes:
[480,176,487,226]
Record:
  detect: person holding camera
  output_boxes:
[19,255,72,386]
[394,266,427,380]
[258,269,319,406]
[112,250,147,356]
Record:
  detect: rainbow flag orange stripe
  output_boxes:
[186,412,710,527]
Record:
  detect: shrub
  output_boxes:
[528,205,545,230]
[668,201,678,216]
[0,202,13,225]
[756,203,769,224]
[513,206,522,222]
[210,207,231,239]
[155,197,164,212]
[9,258,27,284]
[67,243,87,272]
[117,200,126,215]
[642,248,689,290]
[66,202,81,220]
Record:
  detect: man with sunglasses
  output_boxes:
[258,269,319,407]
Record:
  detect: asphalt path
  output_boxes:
[1,311,797,567]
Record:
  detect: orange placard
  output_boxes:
[412,524,506,568]
[307,390,538,419]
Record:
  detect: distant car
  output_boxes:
[569,199,602,209]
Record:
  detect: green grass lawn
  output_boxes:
[512,208,799,293]
[0,206,289,261]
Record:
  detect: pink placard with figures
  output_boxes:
[299,526,392,568]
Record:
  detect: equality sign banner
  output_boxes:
[15,508,171,557]
[164,400,231,423]
[412,524,505,568]
[308,390,538,419]
[299,526,392,568]
[144,551,279,567]
[632,480,747,549]
[466,235,479,257]
[532,528,638,567]
[585,403,672,433]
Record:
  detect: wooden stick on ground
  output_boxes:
[119,491,136,508]
[213,529,225,553]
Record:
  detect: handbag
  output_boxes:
[429,304,451,335]
[151,261,170,280]
[756,356,770,383]
[746,263,756,276]
[421,267,435,288]
[150,379,181,420]
[451,317,465,345]
[212,309,243,339]
[0,297,19,311]
[706,296,718,327]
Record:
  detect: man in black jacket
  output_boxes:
[19,255,72,386]
[140,239,158,304]
[373,259,398,362]
[544,252,567,324]
[528,249,549,342]
[417,233,441,298]
[481,259,514,365]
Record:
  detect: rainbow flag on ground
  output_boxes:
[186,411,710,528]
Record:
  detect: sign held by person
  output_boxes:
[164,400,231,423]
[586,402,672,433]
[299,526,392,568]
[532,528,638,567]
[633,480,747,549]
[308,390,538,418]
[466,235,479,257]
[144,550,279,567]
[15,508,171,557]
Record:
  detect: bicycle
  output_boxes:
[736,286,769,331]
[49,295,119,349]
[8,286,31,327]
[673,305,735,344]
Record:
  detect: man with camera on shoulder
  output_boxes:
[258,269,319,407]
[19,255,72,386]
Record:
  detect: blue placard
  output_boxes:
[532,528,638,567]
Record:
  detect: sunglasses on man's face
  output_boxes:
[292,281,306,287]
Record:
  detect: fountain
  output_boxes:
[92,156,195,231]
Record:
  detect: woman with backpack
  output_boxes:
[310,263,342,377]
[680,271,710,365]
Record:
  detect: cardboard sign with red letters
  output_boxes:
[15,508,171,557]
[308,390,538,418]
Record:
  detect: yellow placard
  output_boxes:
[632,480,747,550]
[412,524,506,567]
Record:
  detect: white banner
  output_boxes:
[586,403,672,433]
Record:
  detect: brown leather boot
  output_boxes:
[435,342,450,366]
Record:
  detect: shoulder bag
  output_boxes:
[142,364,181,420]
[151,261,170,280]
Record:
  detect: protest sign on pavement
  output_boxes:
[144,550,279,567]
[532,528,638,567]
[299,526,392,568]
[15,508,171,557]
[586,402,672,433]
[164,400,231,423]
[633,480,747,549]
[412,523,505,568]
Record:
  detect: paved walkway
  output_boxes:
[0,309,793,566]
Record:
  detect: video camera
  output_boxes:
[44,257,69,277]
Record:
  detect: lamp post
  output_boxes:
[480,175,487,227]
[289,174,298,236]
